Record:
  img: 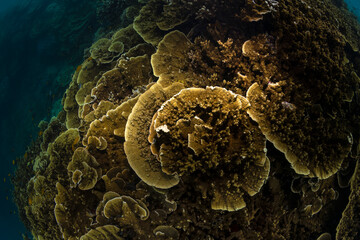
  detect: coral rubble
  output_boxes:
[12,0,360,239]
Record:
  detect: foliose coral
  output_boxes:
[149,86,269,211]
[12,0,360,239]
[336,160,360,239]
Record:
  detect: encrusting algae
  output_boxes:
[11,0,360,239]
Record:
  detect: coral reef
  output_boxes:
[148,86,269,211]
[97,0,142,30]
[124,81,184,189]
[336,160,360,239]
[12,0,360,239]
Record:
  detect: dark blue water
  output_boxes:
[346,0,360,18]
[0,0,26,13]
[0,0,99,238]
[0,0,359,239]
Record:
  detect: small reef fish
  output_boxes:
[72,136,80,151]
[76,65,82,72]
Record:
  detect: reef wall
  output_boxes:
[12,0,360,239]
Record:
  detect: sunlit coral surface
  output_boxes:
[12,0,360,239]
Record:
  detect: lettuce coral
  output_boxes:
[80,225,123,240]
[133,0,188,45]
[124,81,184,188]
[149,86,269,211]
[12,0,360,239]
[67,147,100,190]
[246,82,353,179]
[336,160,360,239]
[90,38,124,64]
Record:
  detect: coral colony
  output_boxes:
[12,0,360,239]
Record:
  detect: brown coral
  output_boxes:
[13,0,360,239]
[63,76,81,129]
[133,0,191,45]
[54,182,97,240]
[124,82,184,189]
[83,97,139,174]
[90,24,144,64]
[23,128,81,240]
[67,147,100,190]
[111,24,144,52]
[40,116,67,152]
[153,225,179,239]
[90,54,154,109]
[80,225,123,240]
[151,30,194,87]
[246,82,353,179]
[150,86,269,210]
[90,38,124,64]
[25,175,62,240]
[103,195,149,221]
[336,160,360,240]
[240,0,276,22]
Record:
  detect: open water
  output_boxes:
[0,0,99,238]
